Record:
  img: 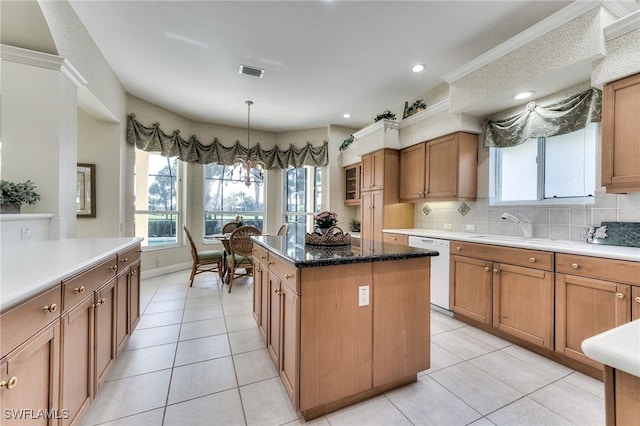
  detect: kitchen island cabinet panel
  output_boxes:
[633,287,640,321]
[372,258,429,386]
[94,279,117,393]
[300,263,373,411]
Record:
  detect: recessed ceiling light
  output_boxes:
[513,91,535,100]
[412,64,426,73]
[343,113,351,119]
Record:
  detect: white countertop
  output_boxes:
[1,238,142,311]
[383,228,640,262]
[582,320,640,377]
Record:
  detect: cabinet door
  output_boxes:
[115,272,129,355]
[450,255,492,324]
[360,190,384,254]
[556,273,630,369]
[267,272,282,366]
[253,257,268,343]
[0,321,60,426]
[602,72,640,193]
[399,143,426,200]
[95,279,116,393]
[60,297,94,426]
[425,134,458,198]
[129,261,141,332]
[633,286,640,321]
[361,150,384,191]
[493,263,554,349]
[280,283,300,409]
[344,164,361,205]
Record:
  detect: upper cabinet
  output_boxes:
[361,150,386,192]
[343,163,361,205]
[602,72,640,194]
[400,132,478,201]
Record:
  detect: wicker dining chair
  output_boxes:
[277,223,289,236]
[222,221,239,235]
[227,225,262,292]
[184,226,224,287]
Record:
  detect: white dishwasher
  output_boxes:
[408,236,450,311]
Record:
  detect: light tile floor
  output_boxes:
[81,270,605,426]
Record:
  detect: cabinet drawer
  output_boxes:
[62,256,118,312]
[451,241,553,271]
[268,252,298,293]
[556,253,640,284]
[1,286,61,358]
[253,245,269,264]
[382,233,408,246]
[118,245,141,267]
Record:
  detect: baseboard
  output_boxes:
[141,262,191,280]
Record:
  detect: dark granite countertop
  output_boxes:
[252,235,438,268]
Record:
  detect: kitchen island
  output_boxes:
[251,235,437,419]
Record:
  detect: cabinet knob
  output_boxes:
[0,376,18,390]
[130,269,137,276]
[121,257,129,263]
[110,265,118,271]
[529,257,536,263]
[260,255,266,259]
[456,247,461,251]
[284,274,293,279]
[100,297,106,304]
[74,286,85,294]
[255,268,261,273]
[635,296,640,303]
[273,288,283,295]
[493,268,499,274]
[571,263,579,269]
[43,303,57,313]
[616,293,625,299]
[268,261,275,265]
[484,267,490,272]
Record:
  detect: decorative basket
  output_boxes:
[305,226,351,246]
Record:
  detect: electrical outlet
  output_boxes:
[465,224,475,231]
[20,227,33,239]
[358,285,369,307]
[443,223,452,230]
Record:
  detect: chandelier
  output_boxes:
[231,100,265,187]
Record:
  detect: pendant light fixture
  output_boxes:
[231,100,265,187]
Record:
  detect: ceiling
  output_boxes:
[68,1,582,133]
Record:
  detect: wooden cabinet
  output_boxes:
[267,271,282,366]
[0,321,60,426]
[602,72,640,193]
[633,287,640,321]
[116,271,129,355]
[128,260,141,332]
[94,279,116,393]
[400,132,478,201]
[555,253,637,370]
[604,367,640,426]
[279,279,300,408]
[344,163,361,205]
[382,232,408,246]
[360,149,413,253]
[450,241,554,349]
[252,244,268,342]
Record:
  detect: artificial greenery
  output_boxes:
[373,110,396,122]
[349,218,361,232]
[407,99,427,116]
[339,135,355,152]
[0,179,41,206]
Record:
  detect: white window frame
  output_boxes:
[283,166,323,244]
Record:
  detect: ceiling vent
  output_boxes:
[239,65,265,78]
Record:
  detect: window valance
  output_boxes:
[483,88,601,148]
[126,114,329,168]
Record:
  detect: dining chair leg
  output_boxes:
[189,264,196,287]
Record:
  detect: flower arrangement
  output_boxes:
[314,211,338,228]
[373,110,396,122]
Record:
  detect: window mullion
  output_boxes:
[537,137,545,201]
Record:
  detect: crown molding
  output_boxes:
[604,9,640,40]
[352,119,399,140]
[601,0,640,18]
[399,98,450,129]
[443,1,603,83]
[1,44,86,87]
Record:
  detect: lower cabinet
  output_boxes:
[604,367,640,426]
[0,321,60,426]
[267,271,282,365]
[632,286,640,321]
[252,245,268,342]
[94,279,117,393]
[450,241,554,349]
[279,281,300,407]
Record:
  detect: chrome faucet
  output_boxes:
[501,212,533,238]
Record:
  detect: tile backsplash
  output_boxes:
[413,190,640,242]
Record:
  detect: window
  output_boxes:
[284,166,322,245]
[204,164,265,234]
[134,150,181,247]
[491,123,597,203]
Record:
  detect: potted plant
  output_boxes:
[314,211,338,234]
[406,99,427,117]
[0,179,41,213]
[373,110,396,122]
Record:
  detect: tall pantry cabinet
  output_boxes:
[360,149,413,253]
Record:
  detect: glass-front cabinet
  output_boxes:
[344,163,361,205]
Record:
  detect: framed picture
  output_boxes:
[76,163,96,218]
